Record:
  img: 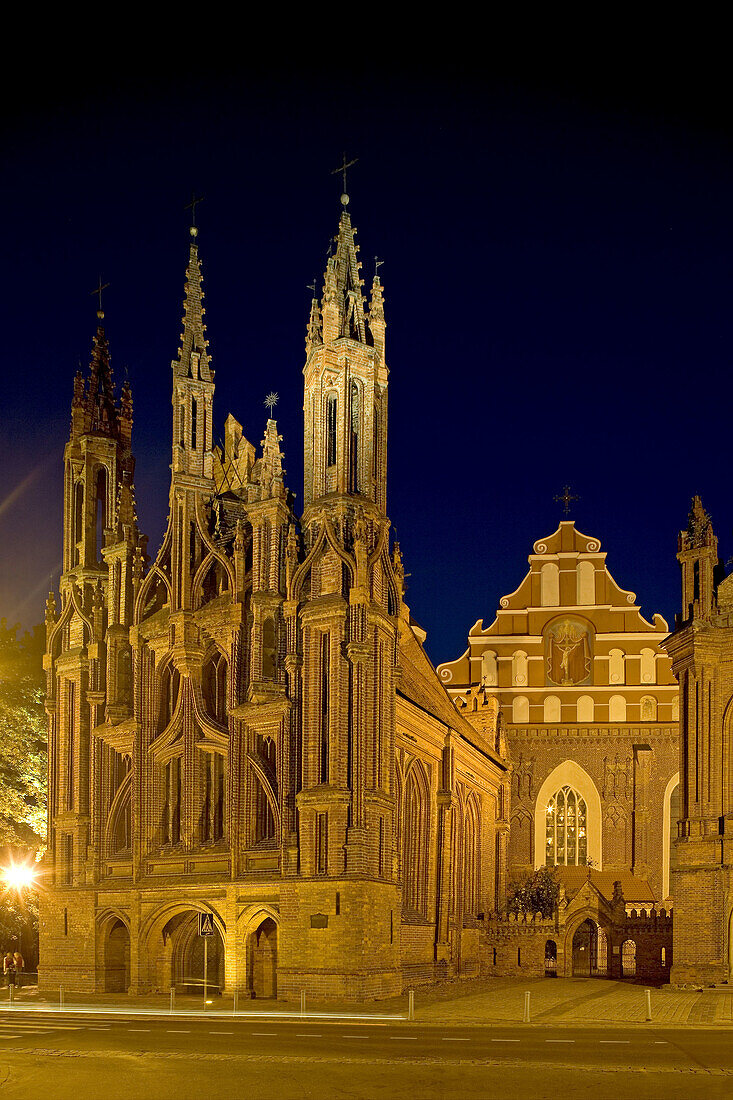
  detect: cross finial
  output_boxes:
[331,153,358,205]
[185,192,205,237]
[374,256,384,279]
[264,392,279,417]
[307,280,317,298]
[554,485,580,516]
[90,276,109,319]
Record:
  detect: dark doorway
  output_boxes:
[248,917,278,998]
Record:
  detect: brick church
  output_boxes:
[39,195,509,1000]
[40,189,733,997]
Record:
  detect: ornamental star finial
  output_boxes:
[264,392,279,416]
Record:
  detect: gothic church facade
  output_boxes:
[39,199,509,1000]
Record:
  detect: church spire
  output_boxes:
[176,226,213,383]
[321,207,369,345]
[84,318,119,437]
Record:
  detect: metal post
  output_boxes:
[645,988,652,1021]
[59,985,64,1011]
[408,989,414,1021]
[203,936,208,1010]
[170,986,175,1014]
[523,991,531,1023]
[8,983,14,1006]
[233,990,238,1016]
[300,989,305,1017]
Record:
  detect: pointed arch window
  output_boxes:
[191,398,198,450]
[545,785,587,866]
[326,393,337,467]
[463,800,480,917]
[372,404,380,481]
[203,651,228,724]
[348,381,359,493]
[262,617,276,680]
[254,736,276,845]
[159,664,181,732]
[162,757,181,845]
[73,481,83,564]
[403,766,429,917]
[202,752,225,843]
[95,466,108,563]
[320,632,330,783]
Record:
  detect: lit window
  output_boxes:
[545,785,587,866]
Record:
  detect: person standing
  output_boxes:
[13,952,24,990]
[3,953,16,989]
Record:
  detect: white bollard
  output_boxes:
[645,988,652,1021]
[233,990,238,1016]
[8,984,14,1006]
[408,989,415,1021]
[170,986,175,1014]
[59,986,64,1011]
[300,989,306,1017]
[523,991,531,1023]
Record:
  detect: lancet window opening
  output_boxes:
[202,753,225,843]
[163,756,181,845]
[545,784,587,866]
[203,650,228,724]
[320,632,329,783]
[73,480,83,564]
[66,681,75,811]
[95,466,107,563]
[348,381,359,493]
[191,398,198,451]
[403,766,428,917]
[326,393,337,468]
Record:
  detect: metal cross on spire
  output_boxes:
[90,276,110,318]
[264,392,279,417]
[331,153,359,197]
[554,485,580,516]
[374,256,384,278]
[185,192,205,231]
[306,280,317,298]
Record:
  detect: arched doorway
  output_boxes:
[544,939,557,977]
[104,919,130,992]
[161,911,225,996]
[621,939,636,978]
[248,917,277,998]
[572,918,607,977]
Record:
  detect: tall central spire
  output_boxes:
[176,227,213,383]
[321,209,370,345]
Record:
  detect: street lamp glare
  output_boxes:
[3,863,36,890]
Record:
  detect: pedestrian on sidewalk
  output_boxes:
[3,952,16,989]
[13,952,24,990]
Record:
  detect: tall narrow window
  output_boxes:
[326,393,337,467]
[179,403,186,447]
[66,682,75,811]
[73,481,83,563]
[378,817,385,877]
[348,382,359,493]
[191,398,198,450]
[203,652,228,723]
[95,467,107,563]
[320,633,329,783]
[316,812,328,874]
[372,405,379,481]
[164,758,181,845]
[202,754,225,842]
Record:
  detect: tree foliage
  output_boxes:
[507,866,560,918]
[0,619,46,851]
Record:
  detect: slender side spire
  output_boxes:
[177,227,213,383]
[85,321,119,436]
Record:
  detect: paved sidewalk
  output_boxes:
[4,977,733,1027]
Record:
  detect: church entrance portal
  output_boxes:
[572,919,608,977]
[248,917,277,998]
[104,919,130,992]
[161,911,225,996]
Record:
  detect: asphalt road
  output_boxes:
[1,1010,732,1099]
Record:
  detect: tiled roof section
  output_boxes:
[397,622,501,760]
[557,866,657,904]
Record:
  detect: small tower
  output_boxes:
[663,497,733,983]
[302,197,388,513]
[47,297,139,888]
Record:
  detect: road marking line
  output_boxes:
[128,1028,151,1032]
[166,1030,191,1033]
[491,1038,520,1042]
[209,1030,233,1034]
[442,1037,470,1042]
[390,1036,417,1040]
[546,1039,575,1043]
[654,1041,668,1044]
[599,1040,629,1044]
[0,1035,22,1040]
[251,1032,277,1036]
[296,1033,321,1037]
[345,1035,369,1039]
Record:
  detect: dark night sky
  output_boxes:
[1,51,731,668]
